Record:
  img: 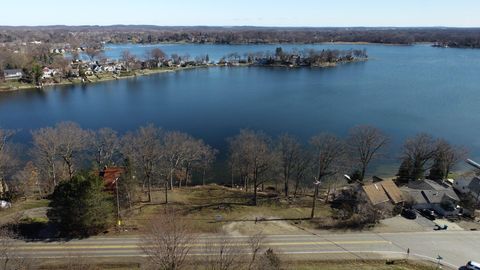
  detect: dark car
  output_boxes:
[401,208,417,220]
[419,209,436,220]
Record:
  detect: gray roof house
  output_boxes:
[401,179,460,216]
[454,176,480,200]
[3,69,23,80]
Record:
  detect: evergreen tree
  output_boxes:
[47,172,114,237]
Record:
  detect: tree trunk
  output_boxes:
[253,170,258,206]
[169,169,174,190]
[165,180,168,204]
[284,176,289,197]
[360,166,366,182]
[202,168,206,186]
[311,184,319,219]
[147,175,152,203]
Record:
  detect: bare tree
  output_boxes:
[0,228,30,270]
[121,50,136,72]
[247,231,265,270]
[347,125,388,181]
[276,134,302,197]
[141,210,195,270]
[310,133,346,182]
[198,145,218,186]
[428,139,467,180]
[121,125,163,203]
[31,127,60,188]
[202,233,243,270]
[309,133,346,218]
[399,133,437,181]
[292,148,310,198]
[93,128,119,168]
[84,42,103,62]
[228,130,275,206]
[163,131,191,190]
[0,129,17,194]
[55,122,90,180]
[149,48,166,67]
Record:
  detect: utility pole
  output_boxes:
[115,177,121,228]
[311,177,321,219]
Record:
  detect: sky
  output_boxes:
[1,0,479,27]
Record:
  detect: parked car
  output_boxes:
[466,261,480,270]
[401,208,417,220]
[0,200,11,209]
[419,209,436,220]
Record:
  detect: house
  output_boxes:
[362,179,403,206]
[99,167,125,191]
[454,176,480,200]
[3,69,24,80]
[42,67,58,79]
[401,179,460,216]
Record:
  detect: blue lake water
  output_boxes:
[1,43,480,175]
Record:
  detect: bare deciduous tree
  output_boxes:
[310,133,346,182]
[198,145,218,186]
[93,128,119,168]
[121,124,163,203]
[0,228,30,270]
[163,131,190,190]
[399,133,437,181]
[276,134,302,197]
[247,231,265,270]
[347,125,388,181]
[202,234,243,270]
[55,122,90,180]
[228,130,275,206]
[31,127,59,188]
[121,50,136,72]
[0,129,18,194]
[149,48,166,67]
[429,139,467,180]
[141,210,195,270]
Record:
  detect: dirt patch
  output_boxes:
[222,216,305,236]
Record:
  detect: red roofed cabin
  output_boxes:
[99,167,125,191]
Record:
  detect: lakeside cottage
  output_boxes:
[454,176,480,201]
[401,179,460,216]
[362,179,403,206]
[3,69,24,80]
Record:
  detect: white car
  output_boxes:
[0,200,11,209]
[466,261,480,270]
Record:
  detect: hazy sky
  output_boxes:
[1,0,479,27]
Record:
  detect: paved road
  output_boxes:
[13,231,480,269]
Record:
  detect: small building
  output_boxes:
[454,176,480,200]
[401,179,460,216]
[99,167,125,191]
[3,69,24,80]
[362,179,403,206]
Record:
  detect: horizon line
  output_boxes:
[1,24,480,29]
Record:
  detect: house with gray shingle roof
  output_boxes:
[401,179,460,216]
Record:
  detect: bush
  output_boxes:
[47,172,114,237]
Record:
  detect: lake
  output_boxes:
[1,43,480,176]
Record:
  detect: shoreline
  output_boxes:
[0,58,366,93]
[0,65,210,93]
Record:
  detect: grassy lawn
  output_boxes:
[120,184,331,233]
[0,80,35,91]
[287,260,437,270]
[36,259,438,270]
[0,199,49,219]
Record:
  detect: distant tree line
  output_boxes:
[2,26,480,48]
